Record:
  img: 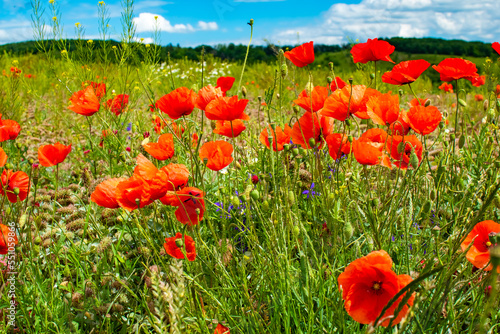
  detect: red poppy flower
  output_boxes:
[205,96,250,121]
[38,142,72,167]
[330,77,347,91]
[0,170,30,203]
[432,58,479,82]
[213,120,246,138]
[196,85,224,111]
[438,82,454,93]
[116,175,153,211]
[496,85,500,95]
[350,38,395,64]
[492,42,500,55]
[106,94,129,116]
[325,133,351,160]
[461,220,500,271]
[475,94,484,102]
[159,191,178,206]
[352,129,391,168]
[134,154,171,199]
[0,115,21,142]
[192,133,199,148]
[403,105,442,135]
[293,85,329,112]
[467,75,486,87]
[214,324,230,334]
[284,41,315,67]
[160,163,190,190]
[388,135,423,169]
[321,85,381,121]
[408,98,429,107]
[0,147,7,167]
[143,133,175,161]
[216,76,235,94]
[291,112,333,149]
[338,250,414,326]
[90,177,127,208]
[156,87,197,120]
[199,141,233,171]
[366,93,400,126]
[259,124,292,151]
[164,232,196,261]
[82,81,106,100]
[0,223,17,255]
[69,85,101,116]
[381,60,430,86]
[388,115,410,136]
[169,187,205,225]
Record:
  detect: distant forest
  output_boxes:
[0,37,497,64]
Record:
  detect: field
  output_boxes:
[1,4,500,333]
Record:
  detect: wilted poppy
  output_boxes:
[291,112,333,149]
[0,115,21,142]
[432,58,479,82]
[214,324,230,334]
[0,170,30,203]
[90,177,126,208]
[0,223,17,255]
[438,82,453,93]
[143,133,175,161]
[259,124,292,151]
[170,187,205,225]
[330,77,347,91]
[199,141,233,171]
[352,129,391,168]
[196,85,224,111]
[325,133,351,160]
[467,75,486,87]
[38,142,72,167]
[160,163,190,190]
[0,147,7,167]
[82,81,106,100]
[68,85,101,116]
[213,120,246,138]
[381,59,430,86]
[205,96,250,121]
[322,85,381,121]
[366,93,400,126]
[156,87,197,120]
[338,250,414,326]
[164,232,196,261]
[284,41,315,67]
[293,85,329,113]
[106,94,129,115]
[492,42,500,55]
[216,76,235,94]
[350,38,395,64]
[388,135,423,169]
[403,105,442,135]
[461,220,500,271]
[115,175,153,211]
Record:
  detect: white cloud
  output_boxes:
[0,19,34,44]
[271,0,500,45]
[234,0,285,2]
[133,13,218,33]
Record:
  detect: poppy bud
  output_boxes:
[175,238,183,248]
[347,135,353,143]
[13,187,20,195]
[484,100,489,111]
[63,265,71,277]
[283,144,290,152]
[308,138,316,148]
[262,200,270,212]
[410,151,419,169]
[370,73,375,79]
[488,108,496,119]
[248,18,254,26]
[430,189,436,201]
[288,191,295,206]
[343,221,354,240]
[449,133,455,142]
[299,147,306,156]
[458,135,465,148]
[329,62,334,71]
[293,105,300,114]
[424,99,431,107]
[231,196,240,207]
[348,78,353,85]
[241,86,247,98]
[439,121,445,129]
[458,98,467,107]
[326,76,333,84]
[397,142,405,154]
[345,118,352,127]
[250,190,260,200]
[292,148,299,156]
[281,64,288,77]
[202,157,208,166]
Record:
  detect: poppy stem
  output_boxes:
[407,83,421,105]
[236,20,253,97]
[85,116,97,176]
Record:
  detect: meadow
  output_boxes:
[1,2,500,333]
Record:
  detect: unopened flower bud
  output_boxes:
[345,118,352,127]
[308,138,316,148]
[397,142,405,154]
[348,78,353,85]
[326,76,333,84]
[241,86,247,98]
[175,238,183,248]
[13,187,20,195]
[250,189,260,200]
[458,98,467,107]
[370,73,375,79]
[449,133,456,142]
[424,99,431,107]
[458,135,466,148]
[410,151,419,169]
[293,105,300,114]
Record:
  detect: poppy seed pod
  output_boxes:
[348,78,353,85]
[293,105,301,114]
[345,118,352,127]
[308,138,316,148]
[175,238,183,248]
[327,76,333,84]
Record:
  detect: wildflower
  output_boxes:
[460,220,500,271]
[164,232,196,261]
[213,323,230,334]
[0,223,17,255]
[322,85,381,121]
[90,177,126,208]
[293,85,329,113]
[438,82,454,93]
[302,182,319,199]
[115,175,153,211]
[352,129,391,168]
[216,76,235,94]
[68,85,100,116]
[259,124,292,151]
[106,94,129,116]
[199,141,233,171]
[291,112,333,149]
[134,154,171,199]
[251,175,259,184]
[366,93,400,126]
[468,75,486,87]
[492,42,500,55]
[196,85,224,111]
[403,105,442,135]
[143,133,175,160]
[325,133,351,160]
[82,81,106,99]
[0,114,21,142]
[350,38,395,64]
[0,170,30,203]
[205,96,250,121]
[159,163,190,190]
[432,58,479,82]
[38,142,72,167]
[0,148,7,167]
[388,135,423,169]
[330,76,347,91]
[475,94,484,102]
[283,41,315,67]
[213,120,246,138]
[381,59,430,86]
[168,187,205,225]
[156,87,197,120]
[338,250,414,326]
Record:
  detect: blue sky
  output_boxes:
[1,0,500,46]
